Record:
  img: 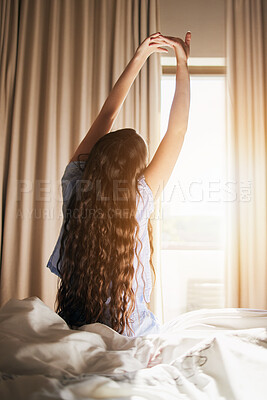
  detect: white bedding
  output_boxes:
[0,297,267,400]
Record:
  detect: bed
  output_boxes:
[0,297,267,399]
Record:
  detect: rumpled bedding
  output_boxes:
[0,297,267,400]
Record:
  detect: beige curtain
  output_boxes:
[225,0,267,308]
[0,0,162,316]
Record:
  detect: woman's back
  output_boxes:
[47,158,160,336]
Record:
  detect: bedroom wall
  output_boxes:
[159,0,226,57]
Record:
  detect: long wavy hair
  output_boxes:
[56,128,155,335]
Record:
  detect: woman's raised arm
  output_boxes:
[144,32,191,201]
[69,33,171,163]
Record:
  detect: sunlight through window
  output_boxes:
[160,72,226,321]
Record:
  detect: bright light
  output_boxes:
[160,73,226,319]
[161,75,226,248]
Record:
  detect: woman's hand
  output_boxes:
[135,32,172,59]
[161,32,191,62]
[135,31,191,62]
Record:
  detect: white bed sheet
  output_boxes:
[0,297,267,400]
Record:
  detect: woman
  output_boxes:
[47,31,191,336]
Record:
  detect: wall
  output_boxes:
[159,0,225,57]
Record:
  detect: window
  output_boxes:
[160,58,226,322]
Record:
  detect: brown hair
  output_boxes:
[56,129,155,335]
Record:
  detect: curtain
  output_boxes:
[225,0,267,308]
[0,0,162,317]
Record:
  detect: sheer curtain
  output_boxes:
[225,0,267,308]
[0,0,162,316]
